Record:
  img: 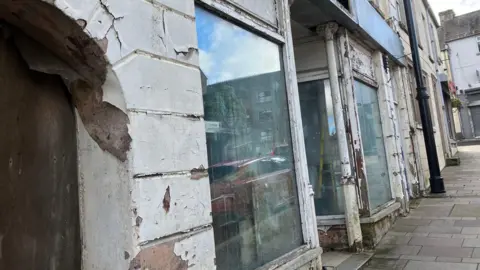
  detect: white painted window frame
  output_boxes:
[352,73,396,210]
[476,36,480,53]
[296,76,349,220]
[348,39,397,212]
[196,0,319,256]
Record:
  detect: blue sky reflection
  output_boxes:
[195,7,282,85]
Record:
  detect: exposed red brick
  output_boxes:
[129,240,188,270]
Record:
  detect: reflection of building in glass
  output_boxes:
[298,80,344,216]
[202,71,292,166]
[196,6,302,266]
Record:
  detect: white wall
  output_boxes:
[395,0,447,187]
[38,0,321,269]
[293,37,329,78]
[449,36,480,91]
[53,0,216,269]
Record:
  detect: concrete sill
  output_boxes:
[322,251,373,270]
[317,215,346,226]
[360,202,401,223]
[316,202,401,226]
[256,246,322,270]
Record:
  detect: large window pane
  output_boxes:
[299,80,345,215]
[354,81,392,209]
[196,7,303,270]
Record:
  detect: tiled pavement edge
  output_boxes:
[363,145,480,270]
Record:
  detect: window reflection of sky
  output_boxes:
[195,7,281,85]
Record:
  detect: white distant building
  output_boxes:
[439,9,480,138]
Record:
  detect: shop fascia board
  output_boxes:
[303,0,405,66]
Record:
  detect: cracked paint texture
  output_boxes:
[86,0,199,66]
[132,174,211,243]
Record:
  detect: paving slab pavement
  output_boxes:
[363,145,480,269]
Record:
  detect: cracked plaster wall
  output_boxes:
[2,0,216,269]
[71,0,215,269]
[397,0,447,187]
[0,0,321,269]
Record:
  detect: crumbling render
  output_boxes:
[129,239,188,270]
[0,0,132,161]
[14,31,131,161]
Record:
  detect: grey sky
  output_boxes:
[430,0,480,20]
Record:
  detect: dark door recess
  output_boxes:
[0,33,80,269]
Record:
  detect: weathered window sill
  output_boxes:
[256,246,322,270]
[361,202,400,223]
[316,202,401,226]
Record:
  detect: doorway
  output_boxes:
[0,32,80,269]
[298,79,345,216]
[354,80,392,210]
[470,106,480,138]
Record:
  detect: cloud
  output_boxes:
[198,10,282,84]
[430,0,480,20]
[199,49,214,75]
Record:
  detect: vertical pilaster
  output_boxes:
[337,28,370,216]
[318,22,362,251]
[373,52,407,210]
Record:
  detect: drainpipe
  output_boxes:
[317,22,362,251]
[404,0,445,193]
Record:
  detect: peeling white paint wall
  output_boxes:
[373,52,402,203]
[230,0,278,26]
[47,0,320,269]
[53,0,215,268]
[293,38,329,75]
[133,174,211,243]
[394,0,448,191]
[349,39,375,82]
[173,228,216,269]
[77,113,134,270]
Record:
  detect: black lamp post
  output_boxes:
[403,0,445,193]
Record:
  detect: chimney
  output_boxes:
[439,9,455,24]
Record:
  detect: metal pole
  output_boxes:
[403,0,445,193]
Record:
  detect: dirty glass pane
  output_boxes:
[354,80,392,210]
[298,80,345,216]
[196,7,303,270]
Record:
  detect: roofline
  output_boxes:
[422,0,440,27]
[445,33,480,44]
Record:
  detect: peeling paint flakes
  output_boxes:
[163,186,171,213]
[173,235,207,269]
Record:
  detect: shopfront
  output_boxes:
[291,16,408,249]
[195,1,320,269]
